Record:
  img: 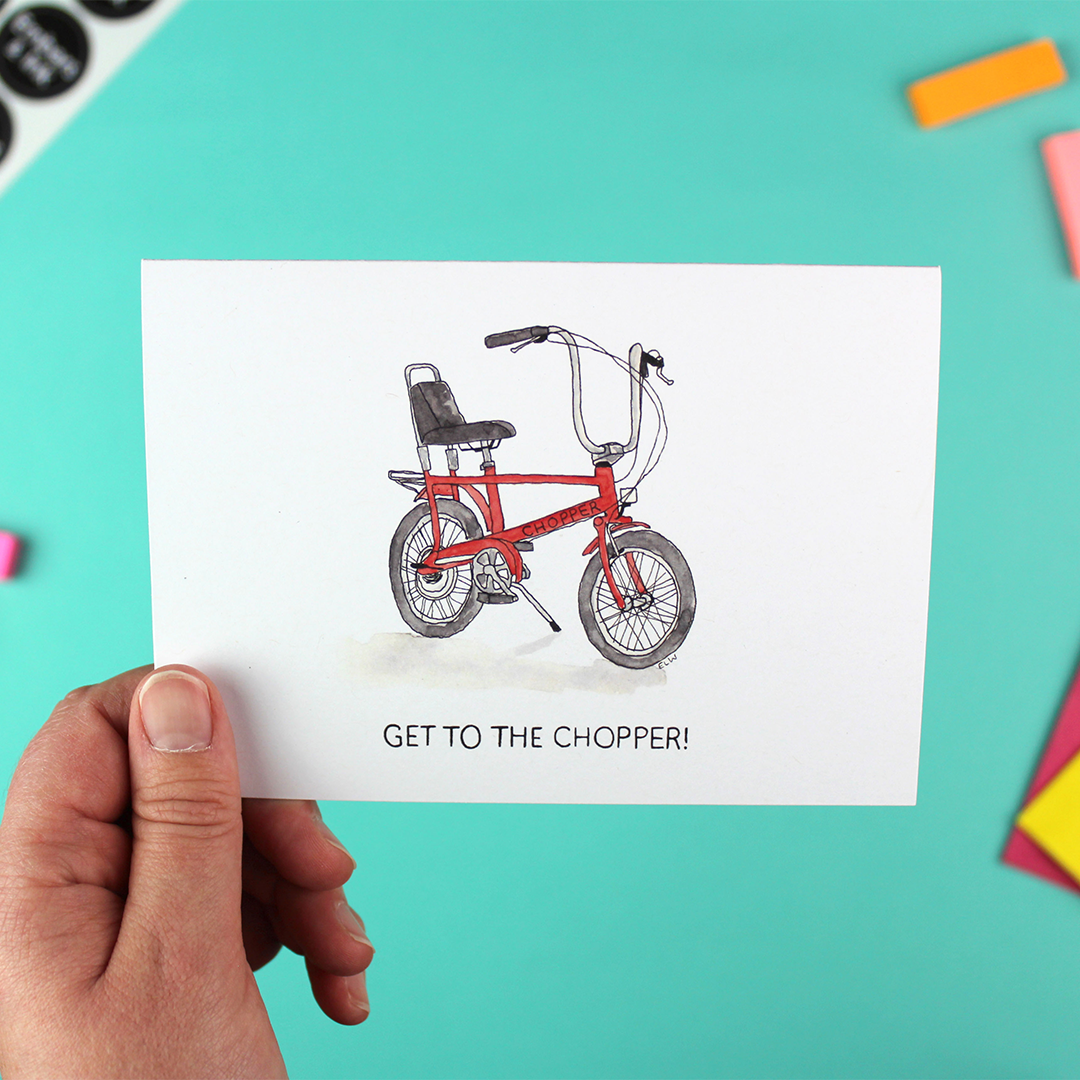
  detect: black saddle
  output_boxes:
[409,380,516,446]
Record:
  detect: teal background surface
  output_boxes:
[3,1,1080,1076]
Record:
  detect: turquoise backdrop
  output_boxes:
[3,1,1080,1076]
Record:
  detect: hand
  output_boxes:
[0,665,373,1079]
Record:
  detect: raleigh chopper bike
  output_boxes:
[387,325,696,669]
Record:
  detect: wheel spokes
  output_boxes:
[400,517,474,622]
[592,549,680,653]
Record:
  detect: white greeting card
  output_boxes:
[143,260,939,804]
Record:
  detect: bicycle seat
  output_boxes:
[409,380,516,447]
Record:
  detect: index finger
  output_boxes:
[243,799,356,892]
[3,665,151,833]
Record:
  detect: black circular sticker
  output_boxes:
[79,0,153,17]
[0,98,11,165]
[0,7,88,99]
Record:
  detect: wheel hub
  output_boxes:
[413,548,458,601]
[623,591,653,612]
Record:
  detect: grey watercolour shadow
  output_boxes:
[344,633,667,695]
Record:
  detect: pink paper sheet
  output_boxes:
[1043,131,1080,278]
[1003,657,1080,891]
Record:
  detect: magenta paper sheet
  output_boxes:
[1003,658,1080,892]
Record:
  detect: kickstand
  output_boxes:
[511,583,561,633]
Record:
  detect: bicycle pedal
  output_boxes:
[477,590,518,605]
[514,540,534,551]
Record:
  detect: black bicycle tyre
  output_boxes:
[578,529,696,668]
[389,500,483,637]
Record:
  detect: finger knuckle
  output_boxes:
[135,778,240,837]
[53,683,97,716]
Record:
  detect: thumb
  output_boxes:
[117,666,244,972]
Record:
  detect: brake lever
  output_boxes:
[645,350,674,386]
[511,334,548,354]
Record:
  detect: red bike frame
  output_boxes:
[415,463,650,609]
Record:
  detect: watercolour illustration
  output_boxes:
[387,325,697,669]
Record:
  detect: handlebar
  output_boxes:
[480,325,667,465]
[484,326,550,349]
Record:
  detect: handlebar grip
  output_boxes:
[484,326,549,349]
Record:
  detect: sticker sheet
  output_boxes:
[142,260,940,804]
[0,0,185,200]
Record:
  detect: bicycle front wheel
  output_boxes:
[578,529,696,668]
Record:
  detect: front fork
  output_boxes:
[593,517,646,610]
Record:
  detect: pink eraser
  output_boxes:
[0,532,20,580]
[1043,130,1080,278]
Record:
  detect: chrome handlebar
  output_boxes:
[485,326,648,465]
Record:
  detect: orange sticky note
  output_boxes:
[907,39,1067,128]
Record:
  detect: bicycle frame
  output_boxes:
[412,463,650,609]
[393,326,666,611]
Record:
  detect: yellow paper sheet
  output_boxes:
[1017,750,1080,882]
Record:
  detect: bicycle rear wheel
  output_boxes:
[578,529,695,668]
[390,500,483,637]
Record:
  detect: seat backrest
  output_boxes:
[409,381,466,440]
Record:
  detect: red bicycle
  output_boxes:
[388,326,695,669]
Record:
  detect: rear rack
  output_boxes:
[388,470,426,493]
